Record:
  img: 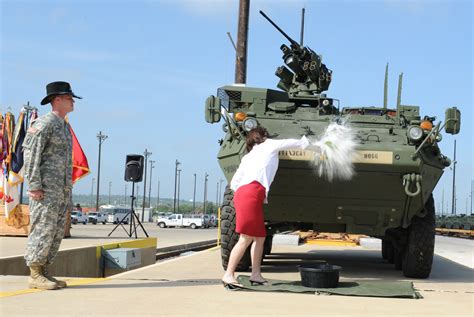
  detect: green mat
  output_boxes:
[235,275,422,299]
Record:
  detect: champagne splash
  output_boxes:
[309,122,358,182]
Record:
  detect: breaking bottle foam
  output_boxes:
[308,122,358,182]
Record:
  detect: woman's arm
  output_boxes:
[265,135,310,152]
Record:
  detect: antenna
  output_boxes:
[300,7,305,46]
[383,63,388,109]
[396,72,403,108]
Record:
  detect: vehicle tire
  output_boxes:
[263,235,273,256]
[386,241,395,264]
[394,249,403,270]
[190,223,197,229]
[381,238,388,260]
[158,222,166,228]
[102,221,106,225]
[402,195,435,278]
[220,186,251,271]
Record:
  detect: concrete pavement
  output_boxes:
[1,242,473,316]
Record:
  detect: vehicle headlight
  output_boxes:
[407,126,423,142]
[242,117,258,132]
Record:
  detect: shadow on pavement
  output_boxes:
[70,278,222,289]
[262,250,473,283]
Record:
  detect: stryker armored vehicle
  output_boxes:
[204,11,461,278]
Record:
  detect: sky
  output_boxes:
[1,0,472,213]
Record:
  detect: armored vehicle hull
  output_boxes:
[206,12,460,279]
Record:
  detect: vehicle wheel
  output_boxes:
[381,238,388,260]
[402,195,435,278]
[190,223,197,229]
[263,235,273,256]
[386,241,395,264]
[83,221,87,225]
[394,249,403,270]
[102,221,106,225]
[158,222,166,228]
[220,186,251,271]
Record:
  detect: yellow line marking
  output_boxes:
[0,278,110,298]
[96,237,157,258]
[305,240,358,247]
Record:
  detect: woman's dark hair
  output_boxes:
[246,126,269,152]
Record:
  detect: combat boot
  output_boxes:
[43,264,67,288]
[28,264,58,290]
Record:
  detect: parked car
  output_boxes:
[87,212,107,224]
[71,211,87,225]
[156,214,204,229]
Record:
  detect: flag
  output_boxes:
[70,124,90,183]
[1,111,18,221]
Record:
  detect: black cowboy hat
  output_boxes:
[40,81,82,105]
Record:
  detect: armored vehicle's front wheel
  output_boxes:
[402,195,435,278]
[220,186,251,271]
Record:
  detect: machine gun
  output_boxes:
[260,10,332,96]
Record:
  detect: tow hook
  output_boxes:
[403,173,422,197]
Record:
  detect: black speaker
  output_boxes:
[124,154,144,182]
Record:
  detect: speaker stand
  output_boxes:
[108,182,149,238]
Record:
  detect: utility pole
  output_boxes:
[142,149,152,221]
[218,178,224,207]
[177,169,182,213]
[441,188,445,216]
[193,173,197,212]
[124,183,127,206]
[108,181,112,204]
[148,160,155,208]
[451,140,457,215]
[203,173,209,214]
[173,159,181,212]
[216,182,219,213]
[90,177,96,207]
[96,131,108,211]
[235,0,250,84]
[157,180,160,207]
[471,180,473,215]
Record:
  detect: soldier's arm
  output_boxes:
[22,123,51,191]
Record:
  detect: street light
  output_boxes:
[173,159,181,212]
[124,183,128,205]
[96,131,108,211]
[142,149,152,221]
[157,180,160,207]
[203,173,209,214]
[177,169,182,212]
[148,160,155,208]
[90,177,96,207]
[108,181,112,204]
[218,178,224,207]
[193,173,197,212]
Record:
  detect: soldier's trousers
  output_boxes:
[25,196,68,266]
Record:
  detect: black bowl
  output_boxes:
[299,264,342,288]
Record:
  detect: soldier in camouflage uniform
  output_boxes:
[23,81,81,290]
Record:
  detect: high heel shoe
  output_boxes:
[249,279,269,286]
[221,280,244,290]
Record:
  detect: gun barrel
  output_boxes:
[259,10,299,47]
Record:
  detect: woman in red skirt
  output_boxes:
[222,126,309,287]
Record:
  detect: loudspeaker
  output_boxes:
[124,154,144,182]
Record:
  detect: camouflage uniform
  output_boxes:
[23,112,73,266]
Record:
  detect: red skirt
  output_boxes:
[234,181,266,237]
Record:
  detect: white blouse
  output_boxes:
[230,136,310,203]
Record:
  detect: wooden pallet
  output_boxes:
[0,205,71,237]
